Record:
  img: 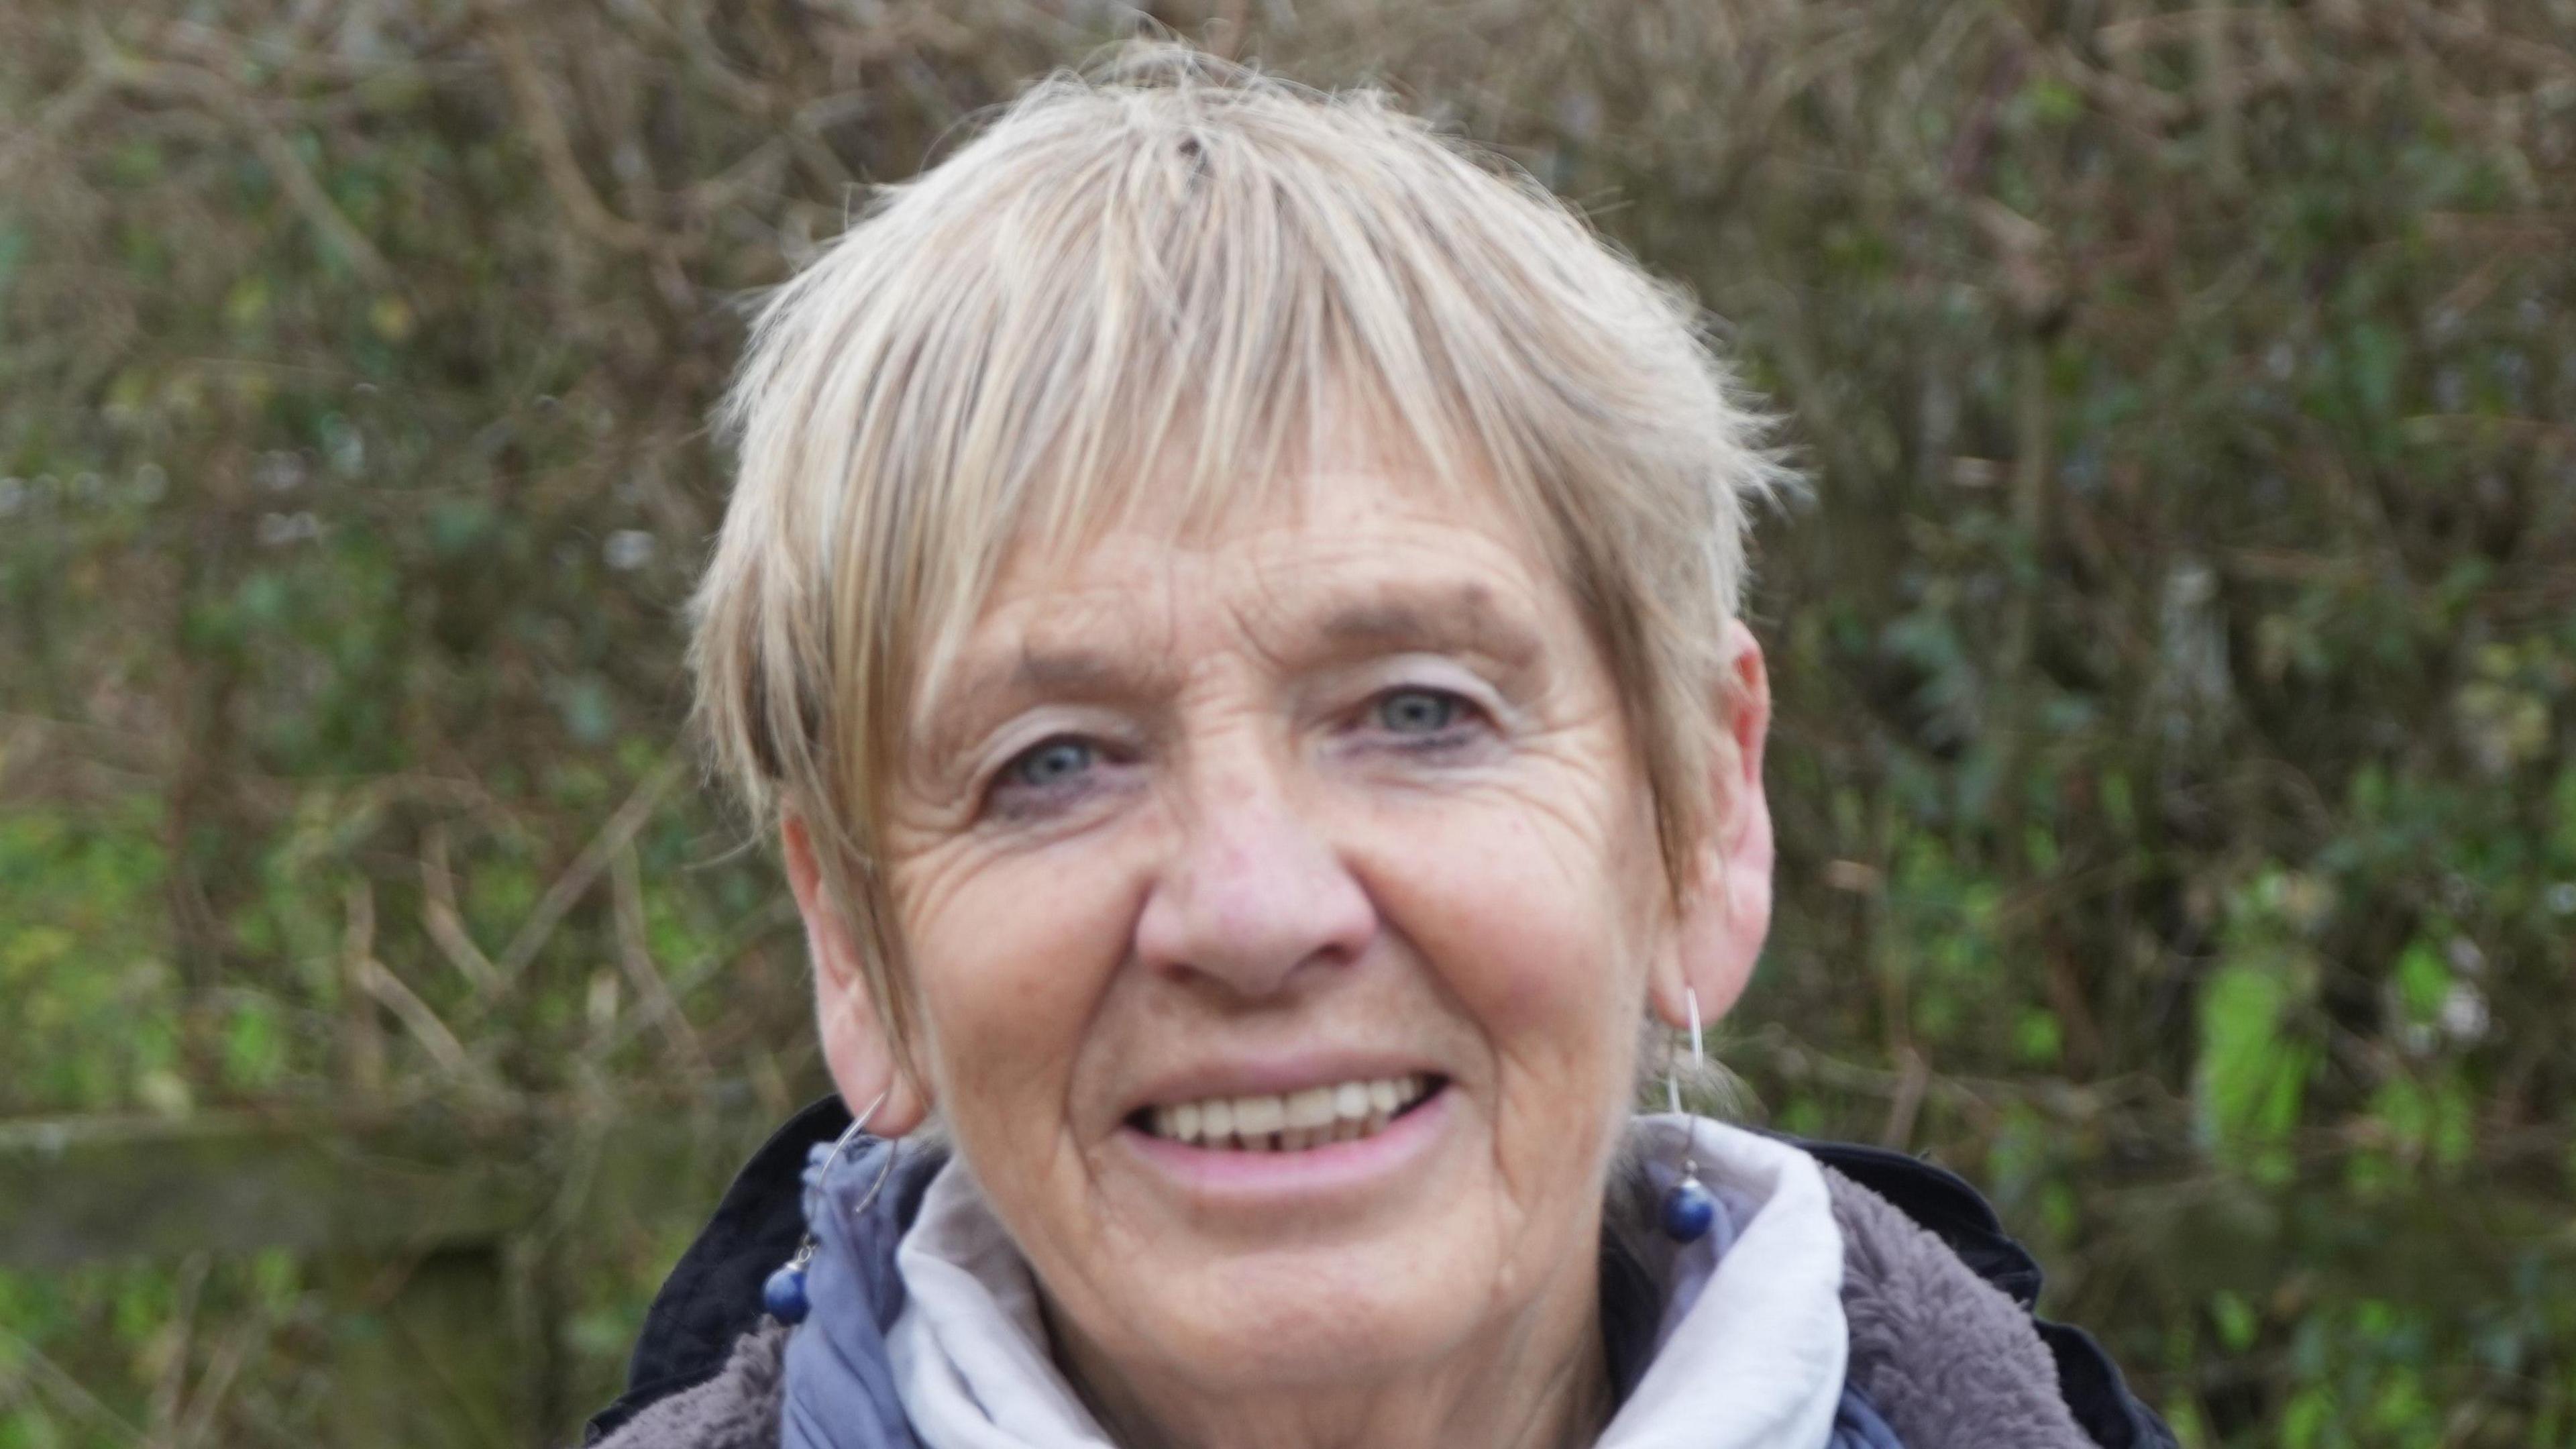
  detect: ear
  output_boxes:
[1649,620,1774,1032]
[782,812,930,1135]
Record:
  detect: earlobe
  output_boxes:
[1650,622,1775,1032]
[782,814,930,1134]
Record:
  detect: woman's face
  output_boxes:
[871,462,1711,1393]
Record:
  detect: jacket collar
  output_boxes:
[586,1095,2171,1449]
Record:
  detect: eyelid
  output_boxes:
[973,712,1136,792]
[1347,655,1512,720]
[1326,669,1513,753]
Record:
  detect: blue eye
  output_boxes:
[1374,688,1464,735]
[1006,737,1096,790]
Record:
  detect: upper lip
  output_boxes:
[1121,1051,1446,1118]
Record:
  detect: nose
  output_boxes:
[1133,754,1378,999]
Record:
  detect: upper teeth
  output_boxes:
[1146,1075,1432,1151]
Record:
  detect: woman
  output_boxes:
[590,46,2171,1449]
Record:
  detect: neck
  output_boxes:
[1049,1257,1611,1449]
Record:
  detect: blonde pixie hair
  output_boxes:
[692,44,1784,1069]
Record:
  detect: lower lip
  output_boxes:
[1118,1084,1453,1203]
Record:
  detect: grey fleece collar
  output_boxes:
[592,1168,2094,1449]
[1821,1167,2092,1449]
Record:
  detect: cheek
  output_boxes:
[898,844,1138,1133]
[1352,784,1651,1083]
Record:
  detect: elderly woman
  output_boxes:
[587,48,2169,1449]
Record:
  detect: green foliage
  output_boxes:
[0,808,182,1114]
[3,1,2573,1444]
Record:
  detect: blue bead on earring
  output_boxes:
[1662,1168,1717,1242]
[763,1249,814,1324]
[762,1091,898,1325]
[1661,988,1715,1244]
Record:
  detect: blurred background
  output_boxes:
[3,1,2571,1445]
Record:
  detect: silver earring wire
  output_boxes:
[765,1089,903,1322]
[1665,989,1704,1114]
[1671,989,1704,1171]
[789,1090,898,1270]
[1657,987,1720,1242]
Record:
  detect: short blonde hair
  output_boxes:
[692,44,1783,1066]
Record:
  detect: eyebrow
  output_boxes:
[914,643,1158,759]
[1304,583,1545,670]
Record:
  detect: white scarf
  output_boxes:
[886,1115,1847,1449]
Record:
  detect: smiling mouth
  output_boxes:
[1131,1075,1444,1152]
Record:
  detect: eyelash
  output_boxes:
[1365,686,1487,751]
[980,686,1491,817]
[984,735,1119,818]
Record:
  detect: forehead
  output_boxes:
[990,460,1560,646]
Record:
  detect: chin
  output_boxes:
[1113,1234,1481,1391]
[1179,1285,1454,1389]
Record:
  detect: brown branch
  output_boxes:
[1879,1046,1929,1148]
[484,755,686,1000]
[347,885,495,1089]
[0,52,117,191]
[136,59,399,286]
[354,957,474,1079]
[341,883,386,1094]
[2402,3,2576,82]
[2040,42,2187,132]
[608,839,710,1079]
[2194,4,2241,188]
[0,1324,146,1442]
[173,1310,261,1449]
[482,5,656,254]
[147,1252,209,1437]
[419,824,503,995]
[2094,7,2301,58]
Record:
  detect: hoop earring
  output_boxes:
[762,1090,898,1324]
[1660,989,1716,1243]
